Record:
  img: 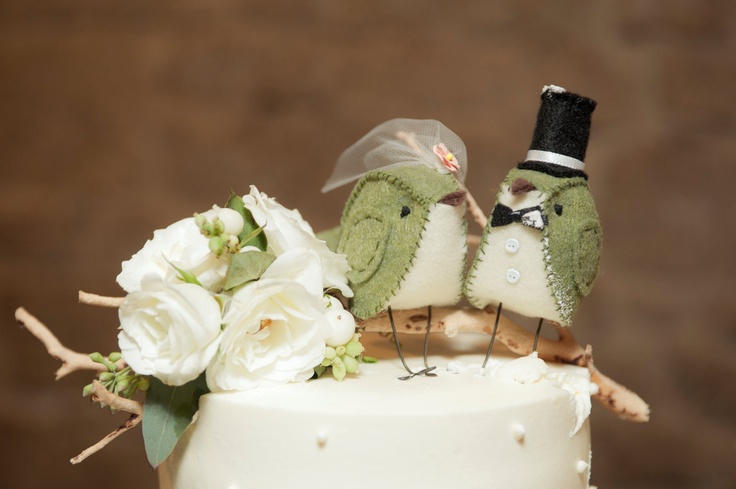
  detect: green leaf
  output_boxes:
[223,251,276,290]
[166,260,203,287]
[142,374,209,468]
[226,191,267,251]
[225,191,245,215]
[239,225,264,248]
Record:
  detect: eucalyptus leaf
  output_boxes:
[142,374,209,468]
[240,208,267,250]
[226,191,267,251]
[224,251,276,290]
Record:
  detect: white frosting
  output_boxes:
[158,335,593,489]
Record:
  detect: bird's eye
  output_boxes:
[554,204,563,216]
[400,206,411,218]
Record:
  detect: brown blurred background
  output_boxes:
[1,1,735,488]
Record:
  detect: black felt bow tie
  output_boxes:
[490,204,548,230]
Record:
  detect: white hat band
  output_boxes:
[526,150,585,171]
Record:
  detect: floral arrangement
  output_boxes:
[17,186,368,467]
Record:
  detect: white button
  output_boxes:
[505,238,520,254]
[506,268,521,283]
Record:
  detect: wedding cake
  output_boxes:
[158,334,595,489]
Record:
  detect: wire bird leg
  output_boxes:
[388,306,436,381]
[533,317,544,352]
[481,302,503,369]
[422,306,437,376]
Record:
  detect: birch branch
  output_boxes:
[70,380,143,464]
[458,183,488,229]
[79,291,124,308]
[358,306,650,422]
[15,307,125,378]
[15,308,106,379]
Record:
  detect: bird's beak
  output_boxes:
[439,190,467,207]
[511,178,537,196]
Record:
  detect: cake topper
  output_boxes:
[465,85,602,366]
[14,99,651,475]
[323,119,468,379]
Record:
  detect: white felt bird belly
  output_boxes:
[466,184,562,323]
[388,196,467,310]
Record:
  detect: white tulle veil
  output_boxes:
[321,119,467,193]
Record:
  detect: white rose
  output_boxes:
[207,252,330,392]
[242,185,353,298]
[323,296,357,347]
[116,217,229,293]
[118,275,223,386]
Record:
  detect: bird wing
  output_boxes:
[573,218,602,296]
[339,216,388,286]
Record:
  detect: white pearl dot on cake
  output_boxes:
[576,460,589,474]
[316,430,328,448]
[511,423,526,443]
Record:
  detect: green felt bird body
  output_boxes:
[465,86,601,362]
[337,165,467,320]
[322,119,469,378]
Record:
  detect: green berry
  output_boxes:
[345,340,364,357]
[332,357,346,381]
[343,355,359,374]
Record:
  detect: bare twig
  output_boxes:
[15,308,106,379]
[78,291,124,308]
[467,234,481,246]
[15,307,125,378]
[70,381,143,464]
[358,307,650,422]
[587,350,650,423]
[395,131,423,153]
[458,183,488,229]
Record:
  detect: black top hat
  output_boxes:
[518,85,597,179]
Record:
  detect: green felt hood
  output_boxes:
[337,166,460,319]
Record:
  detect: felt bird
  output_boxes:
[465,86,602,364]
[322,119,468,378]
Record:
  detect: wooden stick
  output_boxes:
[15,307,125,378]
[15,307,107,379]
[358,306,650,422]
[78,291,124,308]
[70,381,143,464]
[457,183,488,229]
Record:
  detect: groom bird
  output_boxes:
[465,86,602,361]
[322,119,468,378]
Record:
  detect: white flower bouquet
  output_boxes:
[17,186,368,467]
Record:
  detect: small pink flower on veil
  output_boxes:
[433,143,460,172]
